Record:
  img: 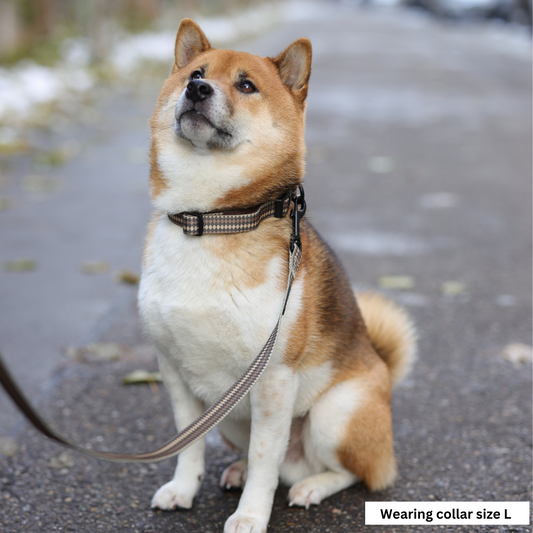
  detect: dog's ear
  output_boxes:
[272,38,312,104]
[173,18,211,72]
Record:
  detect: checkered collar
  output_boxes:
[167,190,292,237]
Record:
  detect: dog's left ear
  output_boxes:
[173,18,212,72]
[272,38,312,104]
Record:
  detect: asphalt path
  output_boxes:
[0,4,531,532]
[0,88,154,432]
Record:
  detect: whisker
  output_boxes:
[151,124,176,134]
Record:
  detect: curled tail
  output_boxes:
[356,291,417,387]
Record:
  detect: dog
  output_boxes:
[138,18,417,533]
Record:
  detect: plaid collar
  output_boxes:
[167,190,292,236]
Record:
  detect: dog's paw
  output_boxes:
[151,479,196,510]
[288,479,323,509]
[224,512,267,533]
[220,458,248,490]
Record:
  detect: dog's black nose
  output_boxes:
[185,80,213,103]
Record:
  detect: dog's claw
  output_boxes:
[288,482,323,510]
[220,458,248,490]
[224,512,268,533]
[151,479,198,510]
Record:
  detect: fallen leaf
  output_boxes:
[87,343,124,361]
[0,129,29,154]
[32,148,69,170]
[502,343,532,366]
[115,269,140,285]
[3,259,37,272]
[367,156,395,174]
[378,275,414,290]
[441,281,467,295]
[122,370,162,385]
[68,342,133,362]
[0,437,17,457]
[50,451,74,469]
[81,261,109,274]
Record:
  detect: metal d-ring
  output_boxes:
[290,185,306,252]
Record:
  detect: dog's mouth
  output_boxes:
[178,109,232,139]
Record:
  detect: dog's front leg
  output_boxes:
[225,365,297,533]
[151,357,205,510]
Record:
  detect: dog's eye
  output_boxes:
[238,80,257,94]
[190,70,203,80]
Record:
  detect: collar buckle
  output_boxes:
[274,191,291,218]
[184,212,204,236]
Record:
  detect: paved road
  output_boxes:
[0,4,531,532]
[0,89,154,432]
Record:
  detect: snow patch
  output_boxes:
[0,1,332,123]
[0,61,94,121]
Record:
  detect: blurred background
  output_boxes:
[0,0,530,68]
[0,0,530,62]
[0,0,274,66]
[0,0,530,132]
[0,1,531,531]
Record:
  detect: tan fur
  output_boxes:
[356,291,417,386]
[336,363,397,491]
[148,147,168,199]
[199,219,291,292]
[338,397,398,491]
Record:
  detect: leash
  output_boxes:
[0,186,306,463]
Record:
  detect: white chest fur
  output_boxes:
[138,214,303,414]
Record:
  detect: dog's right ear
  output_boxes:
[173,19,211,72]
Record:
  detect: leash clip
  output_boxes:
[290,185,306,252]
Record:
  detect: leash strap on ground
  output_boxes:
[0,223,302,464]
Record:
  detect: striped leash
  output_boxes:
[0,188,305,463]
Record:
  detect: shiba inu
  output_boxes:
[138,18,417,533]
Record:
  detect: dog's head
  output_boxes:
[149,19,312,213]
